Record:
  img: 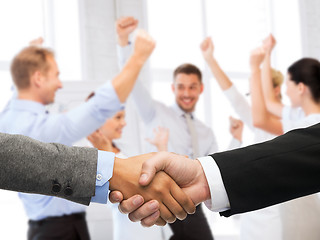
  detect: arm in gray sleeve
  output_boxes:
[0,133,98,205]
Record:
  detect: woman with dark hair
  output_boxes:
[251,44,320,240]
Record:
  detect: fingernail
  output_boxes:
[140,174,148,183]
[149,201,159,210]
[133,196,143,206]
[113,195,121,202]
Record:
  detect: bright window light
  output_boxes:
[0,0,44,62]
[147,0,204,69]
[52,0,82,81]
[205,0,270,72]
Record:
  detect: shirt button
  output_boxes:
[96,174,102,181]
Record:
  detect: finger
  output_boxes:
[170,183,196,215]
[128,200,160,222]
[159,204,176,223]
[118,195,145,214]
[109,191,123,203]
[140,211,162,227]
[162,193,187,220]
[139,152,169,186]
[155,216,166,226]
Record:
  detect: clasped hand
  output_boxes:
[109,152,210,227]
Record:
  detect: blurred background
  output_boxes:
[0,0,319,239]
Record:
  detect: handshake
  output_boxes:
[108,152,211,227]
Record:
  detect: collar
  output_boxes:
[8,99,47,114]
[171,102,195,119]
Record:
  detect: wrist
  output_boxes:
[250,65,261,73]
[117,36,129,47]
[204,55,215,64]
[194,160,211,203]
[130,52,148,67]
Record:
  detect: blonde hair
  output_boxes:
[10,46,55,89]
[271,68,284,88]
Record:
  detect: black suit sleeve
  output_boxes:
[211,123,320,217]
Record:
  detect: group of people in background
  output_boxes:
[1,14,320,240]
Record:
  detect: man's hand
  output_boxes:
[139,152,210,205]
[109,152,210,226]
[87,130,112,152]
[200,37,215,62]
[229,116,244,142]
[109,153,196,226]
[116,16,138,46]
[131,29,156,65]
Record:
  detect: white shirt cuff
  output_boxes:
[198,156,230,212]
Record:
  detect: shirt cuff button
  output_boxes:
[96,174,102,181]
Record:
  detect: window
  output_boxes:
[0,0,82,111]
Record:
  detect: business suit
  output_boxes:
[0,132,97,205]
[212,123,320,217]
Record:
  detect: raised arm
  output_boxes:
[250,47,283,135]
[116,16,157,123]
[261,34,284,117]
[201,37,253,130]
[112,29,155,103]
[200,37,232,90]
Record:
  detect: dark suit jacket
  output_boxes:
[0,132,97,205]
[211,123,320,217]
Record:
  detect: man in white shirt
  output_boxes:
[116,16,215,240]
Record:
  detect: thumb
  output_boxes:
[139,152,169,186]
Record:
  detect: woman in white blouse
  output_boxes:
[250,41,320,240]
[200,35,284,240]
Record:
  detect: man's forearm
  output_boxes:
[0,133,98,205]
[112,30,155,103]
[112,53,146,103]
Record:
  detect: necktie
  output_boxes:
[184,113,199,159]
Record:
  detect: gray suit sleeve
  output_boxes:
[0,132,98,205]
